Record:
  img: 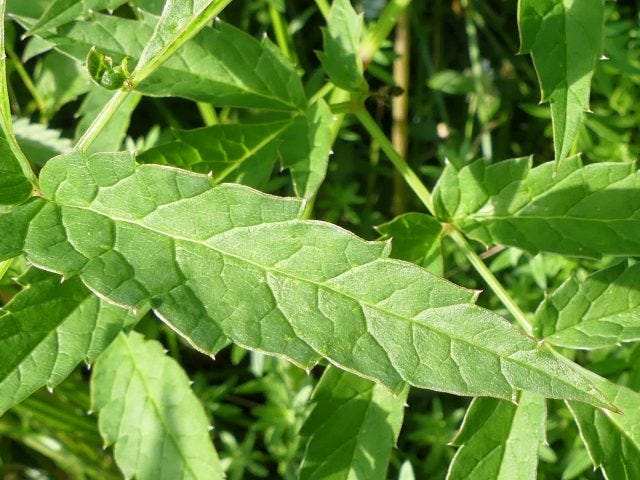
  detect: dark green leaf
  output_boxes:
[0,269,136,415]
[317,0,367,92]
[376,213,444,275]
[535,262,640,349]
[447,392,545,479]
[299,366,406,480]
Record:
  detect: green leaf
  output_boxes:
[534,262,640,349]
[0,0,35,204]
[567,379,640,480]
[1,151,616,408]
[317,0,367,92]
[34,51,92,117]
[29,14,306,110]
[376,212,444,275]
[75,87,141,154]
[13,117,72,166]
[138,119,292,188]
[0,198,45,259]
[140,100,332,197]
[91,331,224,480]
[278,100,333,198]
[433,156,640,258]
[299,366,407,480]
[28,0,128,35]
[518,0,604,163]
[447,392,545,480]
[428,70,474,95]
[0,269,136,415]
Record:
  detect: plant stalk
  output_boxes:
[355,106,533,334]
[449,229,533,335]
[355,107,434,214]
[360,0,412,66]
[391,10,410,215]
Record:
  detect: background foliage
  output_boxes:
[1,0,639,479]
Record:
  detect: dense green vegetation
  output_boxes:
[1,0,639,478]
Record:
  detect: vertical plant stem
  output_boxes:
[391,10,410,215]
[462,0,492,158]
[314,0,330,20]
[5,42,47,120]
[0,0,38,190]
[197,102,219,126]
[361,0,412,66]
[355,107,434,213]
[268,2,296,64]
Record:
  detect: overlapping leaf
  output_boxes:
[25,13,306,110]
[568,378,640,479]
[518,0,604,163]
[91,332,224,480]
[0,0,35,204]
[0,268,136,415]
[535,262,640,349]
[299,367,406,479]
[434,156,640,257]
[447,392,545,480]
[376,213,444,275]
[0,151,615,408]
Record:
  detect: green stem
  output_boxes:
[449,229,533,335]
[131,0,234,86]
[308,82,334,105]
[462,0,492,158]
[360,0,412,65]
[314,0,330,20]
[5,42,47,120]
[354,107,434,213]
[268,2,296,64]
[355,106,533,335]
[0,1,39,190]
[197,102,219,126]
[75,89,129,152]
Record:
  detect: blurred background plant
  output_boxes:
[1,0,638,478]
